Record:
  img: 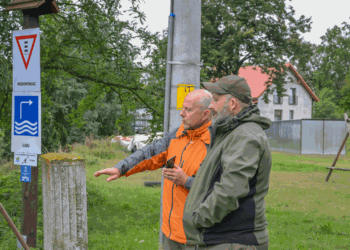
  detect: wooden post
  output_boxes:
[3,1,60,248]
[22,9,39,29]
[20,165,39,248]
[0,203,30,250]
[325,113,350,182]
[19,11,40,248]
[41,153,88,250]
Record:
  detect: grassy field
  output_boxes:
[0,138,349,249]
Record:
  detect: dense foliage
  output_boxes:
[201,0,314,101]
[0,0,164,158]
[295,22,350,118]
[0,0,349,158]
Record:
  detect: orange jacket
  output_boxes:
[115,121,211,243]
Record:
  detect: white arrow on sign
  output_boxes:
[20,99,33,119]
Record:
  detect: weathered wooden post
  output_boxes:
[41,153,88,250]
[3,1,60,248]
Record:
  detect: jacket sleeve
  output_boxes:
[192,132,262,228]
[114,128,177,176]
[184,176,195,190]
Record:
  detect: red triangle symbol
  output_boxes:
[15,34,37,70]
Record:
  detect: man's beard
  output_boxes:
[212,103,231,126]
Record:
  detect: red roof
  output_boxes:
[237,63,319,102]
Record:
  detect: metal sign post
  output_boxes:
[3,1,60,248]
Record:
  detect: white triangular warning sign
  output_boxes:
[15,34,37,70]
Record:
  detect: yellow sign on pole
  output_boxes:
[177,84,195,110]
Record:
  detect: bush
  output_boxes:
[0,170,43,249]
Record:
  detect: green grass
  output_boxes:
[266,208,350,249]
[271,150,350,172]
[87,183,161,250]
[0,138,349,249]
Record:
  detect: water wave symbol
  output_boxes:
[15,125,37,131]
[15,121,37,126]
[15,120,38,135]
[15,129,37,135]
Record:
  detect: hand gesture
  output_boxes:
[162,164,188,186]
[94,167,121,182]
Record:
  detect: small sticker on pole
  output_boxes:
[20,165,31,182]
[177,84,195,110]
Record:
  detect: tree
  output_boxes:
[0,54,12,158]
[297,22,350,105]
[339,72,350,112]
[294,21,350,117]
[313,22,350,105]
[201,0,314,100]
[290,43,322,91]
[0,0,162,156]
[0,54,11,131]
[313,88,343,119]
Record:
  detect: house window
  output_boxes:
[273,89,283,104]
[274,110,282,121]
[289,88,297,105]
[289,110,294,120]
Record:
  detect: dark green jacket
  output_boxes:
[182,104,272,246]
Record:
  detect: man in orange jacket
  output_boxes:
[94,89,212,250]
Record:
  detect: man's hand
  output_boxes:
[94,167,121,182]
[162,164,188,186]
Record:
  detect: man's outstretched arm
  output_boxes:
[94,128,178,180]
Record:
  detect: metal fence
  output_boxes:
[265,119,347,155]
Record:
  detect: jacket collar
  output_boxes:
[215,104,257,134]
[176,120,212,144]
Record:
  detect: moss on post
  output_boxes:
[41,153,87,250]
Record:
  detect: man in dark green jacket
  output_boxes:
[182,75,272,250]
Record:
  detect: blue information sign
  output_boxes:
[14,96,39,137]
[20,165,31,182]
[11,92,41,154]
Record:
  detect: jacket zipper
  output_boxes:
[201,163,221,202]
[168,139,192,239]
[168,183,175,238]
[208,126,215,150]
[176,160,185,188]
[200,228,205,243]
[179,139,192,164]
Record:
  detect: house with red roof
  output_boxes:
[238,63,319,121]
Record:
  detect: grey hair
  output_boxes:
[198,91,213,111]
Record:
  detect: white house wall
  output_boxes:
[257,69,313,121]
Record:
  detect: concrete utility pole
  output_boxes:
[160,0,201,247]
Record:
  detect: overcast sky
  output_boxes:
[120,0,350,45]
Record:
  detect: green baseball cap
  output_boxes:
[202,75,252,104]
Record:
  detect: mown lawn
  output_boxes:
[0,139,349,249]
